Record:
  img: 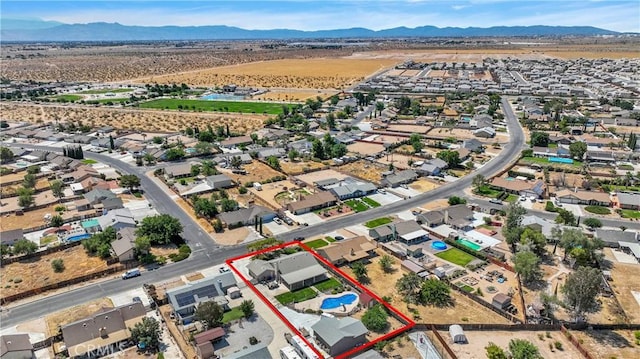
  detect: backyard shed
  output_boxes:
[449,325,467,343]
[491,293,512,310]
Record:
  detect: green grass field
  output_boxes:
[365,217,392,228]
[345,199,368,213]
[620,209,640,219]
[139,98,292,115]
[81,159,98,165]
[475,185,502,198]
[325,236,336,243]
[305,238,329,249]
[435,248,477,267]
[584,206,611,215]
[505,194,519,203]
[275,287,317,305]
[314,278,343,292]
[222,306,245,324]
[362,197,381,208]
[54,95,82,102]
[78,88,132,94]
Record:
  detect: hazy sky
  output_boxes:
[3,0,639,32]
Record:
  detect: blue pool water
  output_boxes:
[432,241,447,250]
[549,157,574,164]
[67,233,91,242]
[201,93,245,101]
[185,148,197,154]
[320,293,357,310]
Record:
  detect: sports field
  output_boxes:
[139,98,293,115]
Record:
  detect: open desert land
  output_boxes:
[0,102,266,133]
[224,161,284,185]
[604,248,640,323]
[0,245,117,298]
[252,89,338,102]
[387,124,431,134]
[347,141,387,156]
[134,57,399,89]
[279,159,328,176]
[445,330,583,359]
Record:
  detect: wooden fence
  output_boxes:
[560,325,595,359]
[447,282,523,324]
[1,241,82,266]
[0,265,125,305]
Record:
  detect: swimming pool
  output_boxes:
[456,238,482,251]
[432,241,447,250]
[67,233,91,242]
[320,293,357,310]
[549,157,574,164]
[201,93,245,101]
[185,148,197,154]
[81,219,100,229]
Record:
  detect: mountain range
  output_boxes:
[0,19,620,42]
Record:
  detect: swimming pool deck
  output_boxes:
[294,291,360,316]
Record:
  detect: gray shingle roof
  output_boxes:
[312,316,367,347]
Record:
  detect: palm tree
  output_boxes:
[375,102,385,117]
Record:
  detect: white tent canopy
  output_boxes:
[449,324,467,344]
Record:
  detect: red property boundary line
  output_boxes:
[226,241,415,359]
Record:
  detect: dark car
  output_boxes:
[293,236,305,241]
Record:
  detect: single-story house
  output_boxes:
[585,151,616,163]
[311,316,368,356]
[61,302,145,358]
[256,147,286,159]
[60,166,100,184]
[473,127,496,138]
[381,170,418,188]
[416,158,448,176]
[327,181,377,200]
[555,189,611,206]
[205,174,234,190]
[0,334,34,359]
[595,229,639,247]
[316,236,377,266]
[111,227,136,262]
[194,327,225,359]
[166,272,237,324]
[462,139,484,153]
[217,205,276,228]
[97,208,136,232]
[84,188,123,211]
[369,220,429,244]
[490,177,546,198]
[0,228,24,246]
[417,204,475,231]
[164,163,194,179]
[616,192,640,210]
[74,198,92,212]
[246,251,327,291]
[315,178,340,189]
[287,191,337,215]
[219,136,253,149]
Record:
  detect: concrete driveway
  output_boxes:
[367,192,403,205]
[264,221,291,235]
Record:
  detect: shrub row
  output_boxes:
[168,244,191,262]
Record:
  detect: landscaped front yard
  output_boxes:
[620,209,640,219]
[275,287,317,305]
[435,248,477,267]
[475,185,502,198]
[345,199,369,213]
[222,306,245,324]
[304,238,329,249]
[362,197,381,208]
[365,217,392,228]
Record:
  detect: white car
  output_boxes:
[274,218,283,225]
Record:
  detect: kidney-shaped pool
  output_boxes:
[320,293,358,310]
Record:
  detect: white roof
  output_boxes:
[430,224,457,238]
[462,230,501,249]
[619,242,640,259]
[401,229,429,241]
[70,183,84,191]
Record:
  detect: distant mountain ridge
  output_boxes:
[0,20,619,41]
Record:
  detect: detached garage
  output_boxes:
[449,324,467,344]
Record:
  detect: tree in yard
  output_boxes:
[378,255,393,273]
[502,202,527,248]
[119,174,141,193]
[330,95,340,106]
[409,133,424,153]
[472,174,485,188]
[513,250,542,284]
[530,131,550,147]
[420,278,451,307]
[50,215,64,228]
[230,155,242,169]
[266,156,281,170]
[1,244,12,258]
[508,339,542,359]
[519,227,547,256]
[485,342,507,359]
[22,174,36,189]
[136,214,183,245]
[361,304,388,332]
[375,101,385,116]
[351,261,368,282]
[165,147,185,161]
[130,317,161,349]
[50,180,64,200]
[0,146,13,163]
[51,258,65,273]
[569,141,587,160]
[326,112,336,130]
[12,239,38,255]
[109,135,115,150]
[190,164,201,177]
[134,236,152,256]
[195,301,224,328]
[555,208,576,226]
[219,198,238,213]
[83,227,117,258]
[311,139,325,160]
[436,150,461,168]
[562,266,602,322]
[583,218,602,230]
[26,165,40,175]
[213,218,223,232]
[17,187,35,208]
[240,300,255,319]
[288,149,299,162]
[448,196,467,205]
[395,272,423,304]
[193,196,218,219]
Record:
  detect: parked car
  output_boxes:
[274,218,283,225]
[489,199,502,205]
[219,266,231,273]
[122,269,141,280]
[294,236,305,241]
[334,236,344,241]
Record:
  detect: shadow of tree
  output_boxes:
[584,330,633,348]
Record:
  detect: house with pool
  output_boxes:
[247,251,328,290]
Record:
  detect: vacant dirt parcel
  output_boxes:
[139,58,398,89]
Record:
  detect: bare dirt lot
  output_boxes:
[279,160,327,176]
[252,89,338,102]
[249,179,299,209]
[224,161,284,185]
[387,124,431,134]
[336,160,388,185]
[410,178,441,193]
[570,330,639,359]
[347,142,386,156]
[136,57,398,89]
[604,248,640,323]
[446,330,583,359]
[0,102,266,133]
[295,169,349,186]
[0,245,118,297]
[45,297,114,337]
